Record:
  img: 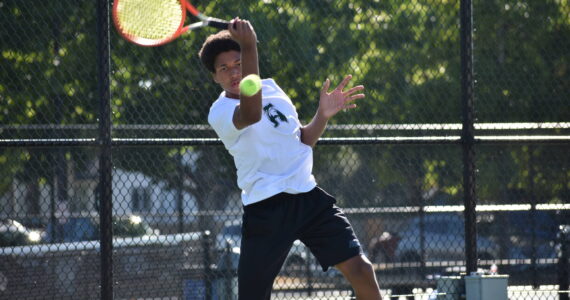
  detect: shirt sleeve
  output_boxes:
[208,100,244,147]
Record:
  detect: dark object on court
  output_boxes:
[369,231,400,262]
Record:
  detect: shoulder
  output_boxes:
[209,92,234,115]
[208,94,242,143]
[208,96,237,124]
[261,78,281,92]
[261,78,289,98]
[262,78,277,86]
[261,78,295,108]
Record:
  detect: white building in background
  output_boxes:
[1,168,199,229]
[111,168,198,227]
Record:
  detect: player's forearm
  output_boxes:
[241,43,259,77]
[301,111,329,147]
[239,44,262,124]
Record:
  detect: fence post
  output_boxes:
[460,0,478,275]
[559,225,570,300]
[305,246,313,297]
[202,230,213,300]
[96,0,113,299]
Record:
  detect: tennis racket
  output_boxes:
[113,0,230,47]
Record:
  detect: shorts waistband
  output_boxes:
[244,187,318,210]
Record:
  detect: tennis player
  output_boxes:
[199,18,382,300]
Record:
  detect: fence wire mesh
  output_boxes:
[1,0,569,300]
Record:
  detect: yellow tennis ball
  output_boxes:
[239,74,262,97]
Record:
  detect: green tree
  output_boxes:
[1,0,568,225]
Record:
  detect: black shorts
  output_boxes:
[238,186,362,300]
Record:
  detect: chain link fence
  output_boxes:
[1,0,569,299]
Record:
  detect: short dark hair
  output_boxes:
[198,30,241,73]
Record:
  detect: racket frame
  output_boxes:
[113,0,229,47]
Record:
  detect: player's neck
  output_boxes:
[225,91,239,99]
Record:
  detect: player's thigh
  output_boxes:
[299,188,363,270]
[238,198,295,285]
[238,232,293,300]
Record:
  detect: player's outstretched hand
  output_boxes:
[318,75,365,120]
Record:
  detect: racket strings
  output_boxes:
[115,0,183,41]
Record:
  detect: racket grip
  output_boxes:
[206,18,230,30]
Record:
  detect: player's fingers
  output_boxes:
[245,20,254,33]
[239,19,250,31]
[321,78,331,96]
[346,93,365,102]
[234,18,242,30]
[232,17,244,29]
[240,20,251,34]
[344,85,365,96]
[336,74,353,91]
[229,17,239,34]
[344,103,358,110]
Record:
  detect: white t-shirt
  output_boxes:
[208,78,317,206]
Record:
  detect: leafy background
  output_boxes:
[0,0,568,222]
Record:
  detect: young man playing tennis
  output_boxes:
[200,18,382,300]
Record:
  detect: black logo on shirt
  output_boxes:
[263,103,288,128]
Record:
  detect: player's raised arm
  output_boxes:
[301,75,365,147]
[229,18,262,129]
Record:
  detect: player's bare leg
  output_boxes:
[335,255,382,300]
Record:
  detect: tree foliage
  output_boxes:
[1,0,568,213]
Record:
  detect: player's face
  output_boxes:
[213,50,241,99]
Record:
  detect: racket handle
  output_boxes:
[206,18,230,30]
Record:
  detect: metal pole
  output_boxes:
[558,225,570,300]
[203,231,213,300]
[96,0,113,299]
[418,186,426,275]
[305,247,313,297]
[460,0,477,275]
[177,154,185,233]
[529,147,538,288]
